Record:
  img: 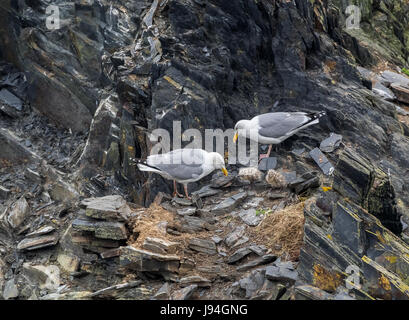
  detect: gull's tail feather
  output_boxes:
[288,111,326,136]
[310,111,326,120]
[130,158,162,173]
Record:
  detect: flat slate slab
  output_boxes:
[319,133,342,153]
[72,218,128,240]
[309,148,334,175]
[82,195,131,221]
[188,238,217,255]
[258,157,277,171]
[17,234,59,251]
[119,246,180,274]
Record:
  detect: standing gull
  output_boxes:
[233,111,326,159]
[137,148,228,199]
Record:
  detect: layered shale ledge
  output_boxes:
[0,0,409,300]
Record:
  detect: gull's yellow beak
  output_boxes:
[222,167,228,176]
[233,132,238,143]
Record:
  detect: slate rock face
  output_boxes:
[298,155,409,300]
[0,0,408,209]
[333,148,401,234]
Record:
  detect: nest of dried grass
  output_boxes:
[253,202,305,261]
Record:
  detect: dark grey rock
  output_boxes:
[228,247,253,264]
[0,185,10,199]
[210,174,235,188]
[258,157,277,171]
[7,197,30,229]
[0,128,40,165]
[211,191,247,214]
[238,209,263,226]
[373,81,396,101]
[211,236,223,244]
[291,148,306,157]
[380,71,409,87]
[0,88,22,111]
[17,234,59,251]
[72,218,128,240]
[119,246,180,275]
[143,237,179,254]
[225,225,246,247]
[188,238,217,255]
[24,168,42,184]
[82,195,131,221]
[172,285,198,300]
[309,148,334,175]
[181,216,213,233]
[176,207,196,216]
[236,254,277,272]
[179,276,211,288]
[319,133,343,153]
[192,185,221,198]
[265,265,298,283]
[238,268,266,299]
[391,83,409,104]
[172,197,193,206]
[153,283,171,300]
[2,279,19,300]
[26,225,55,238]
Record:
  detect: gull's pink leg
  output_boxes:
[183,184,191,200]
[259,144,273,161]
[173,180,183,198]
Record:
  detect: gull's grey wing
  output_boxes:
[154,163,204,180]
[148,148,206,166]
[257,113,310,138]
[147,148,207,181]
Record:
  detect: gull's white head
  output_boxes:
[210,152,228,176]
[233,119,251,143]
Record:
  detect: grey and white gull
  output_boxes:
[233,111,326,159]
[137,148,228,199]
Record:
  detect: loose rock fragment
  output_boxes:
[239,209,263,226]
[7,197,30,229]
[176,207,196,216]
[17,234,59,251]
[225,225,246,247]
[380,71,409,87]
[26,225,55,237]
[236,254,277,272]
[179,276,211,288]
[188,238,217,255]
[309,148,334,175]
[153,283,171,300]
[57,253,80,273]
[172,284,198,300]
[265,263,298,283]
[22,264,61,290]
[258,157,277,171]
[24,168,42,184]
[319,133,342,153]
[82,195,131,221]
[0,88,22,111]
[390,83,409,104]
[2,279,19,300]
[119,246,180,274]
[211,191,247,214]
[0,185,10,199]
[72,218,128,240]
[143,237,179,254]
